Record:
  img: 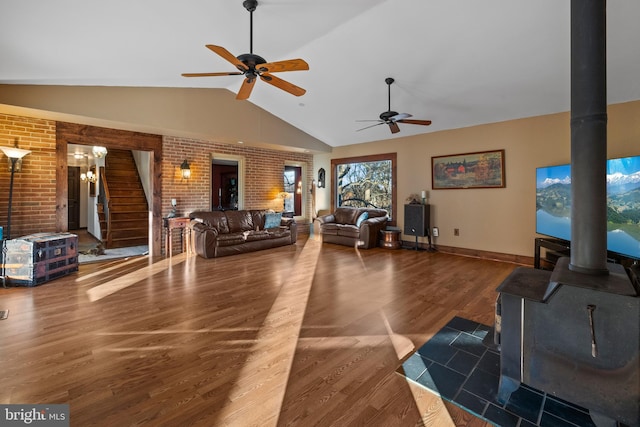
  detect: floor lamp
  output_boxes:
[0,145,31,240]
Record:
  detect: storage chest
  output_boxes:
[1,232,79,286]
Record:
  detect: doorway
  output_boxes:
[67,166,81,230]
[211,154,244,211]
[284,165,303,216]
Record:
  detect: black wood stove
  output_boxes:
[496,261,639,426]
[495,1,640,426]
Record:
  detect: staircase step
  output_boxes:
[110,228,148,240]
[108,236,149,249]
[110,212,148,221]
[110,203,149,211]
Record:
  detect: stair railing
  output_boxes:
[98,166,113,247]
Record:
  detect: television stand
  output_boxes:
[534,237,570,270]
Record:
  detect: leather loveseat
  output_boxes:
[190,210,296,258]
[315,207,388,249]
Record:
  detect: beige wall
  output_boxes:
[0,85,332,154]
[314,100,640,257]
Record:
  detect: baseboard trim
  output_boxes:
[401,240,534,266]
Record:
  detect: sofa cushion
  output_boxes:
[216,232,246,247]
[267,227,291,239]
[191,211,230,234]
[251,210,267,230]
[264,212,282,229]
[336,224,360,238]
[320,223,339,236]
[356,211,369,227]
[362,208,388,219]
[334,207,360,225]
[244,230,271,242]
[226,210,254,232]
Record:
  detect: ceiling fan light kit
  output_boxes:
[182,0,309,100]
[356,77,432,134]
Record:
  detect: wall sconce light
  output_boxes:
[296,180,302,194]
[92,146,108,158]
[317,168,325,188]
[0,143,32,240]
[80,169,97,183]
[180,159,191,179]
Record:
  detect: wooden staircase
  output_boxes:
[98,149,149,249]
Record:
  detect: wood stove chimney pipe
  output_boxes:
[569,0,609,275]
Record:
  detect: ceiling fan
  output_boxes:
[356,77,432,134]
[182,0,309,100]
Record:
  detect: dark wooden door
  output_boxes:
[68,167,81,230]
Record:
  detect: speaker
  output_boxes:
[404,204,430,237]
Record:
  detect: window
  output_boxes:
[331,153,397,222]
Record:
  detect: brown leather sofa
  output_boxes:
[315,207,388,249]
[190,210,296,258]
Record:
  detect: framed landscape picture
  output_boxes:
[432,149,505,189]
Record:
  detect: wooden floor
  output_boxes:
[0,234,518,426]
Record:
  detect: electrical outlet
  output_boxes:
[432,227,439,237]
[454,228,460,236]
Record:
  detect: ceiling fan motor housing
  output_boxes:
[380,111,399,121]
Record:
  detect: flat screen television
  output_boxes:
[536,154,640,261]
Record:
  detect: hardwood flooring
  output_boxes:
[0,235,518,426]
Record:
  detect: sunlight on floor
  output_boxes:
[84,252,195,302]
[214,238,323,426]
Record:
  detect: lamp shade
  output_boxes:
[0,146,31,159]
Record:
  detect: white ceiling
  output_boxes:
[1,0,639,148]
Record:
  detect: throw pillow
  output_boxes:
[264,212,282,229]
[356,211,369,227]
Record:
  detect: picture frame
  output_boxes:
[432,149,505,189]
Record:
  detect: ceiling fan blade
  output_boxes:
[260,73,306,96]
[398,119,433,126]
[182,72,243,77]
[206,45,248,71]
[236,77,257,100]
[257,58,309,73]
[355,119,384,123]
[356,122,385,132]
[390,113,412,121]
[388,122,401,134]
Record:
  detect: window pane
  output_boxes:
[336,160,392,213]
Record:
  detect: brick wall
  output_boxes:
[0,112,314,245]
[163,136,314,233]
[0,114,57,238]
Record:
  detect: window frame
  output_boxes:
[331,152,397,225]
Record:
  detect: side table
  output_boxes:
[164,217,191,256]
[379,227,402,249]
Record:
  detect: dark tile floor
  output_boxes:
[398,317,620,427]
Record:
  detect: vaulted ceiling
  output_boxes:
[1,0,639,148]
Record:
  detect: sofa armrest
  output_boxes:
[315,214,335,224]
[191,222,219,258]
[358,216,388,249]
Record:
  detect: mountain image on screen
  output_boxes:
[536,155,640,260]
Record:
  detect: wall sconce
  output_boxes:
[0,143,32,240]
[80,169,97,183]
[296,180,302,194]
[180,159,191,179]
[92,146,108,158]
[317,168,325,188]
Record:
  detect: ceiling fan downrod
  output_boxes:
[385,77,394,112]
[243,0,258,54]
